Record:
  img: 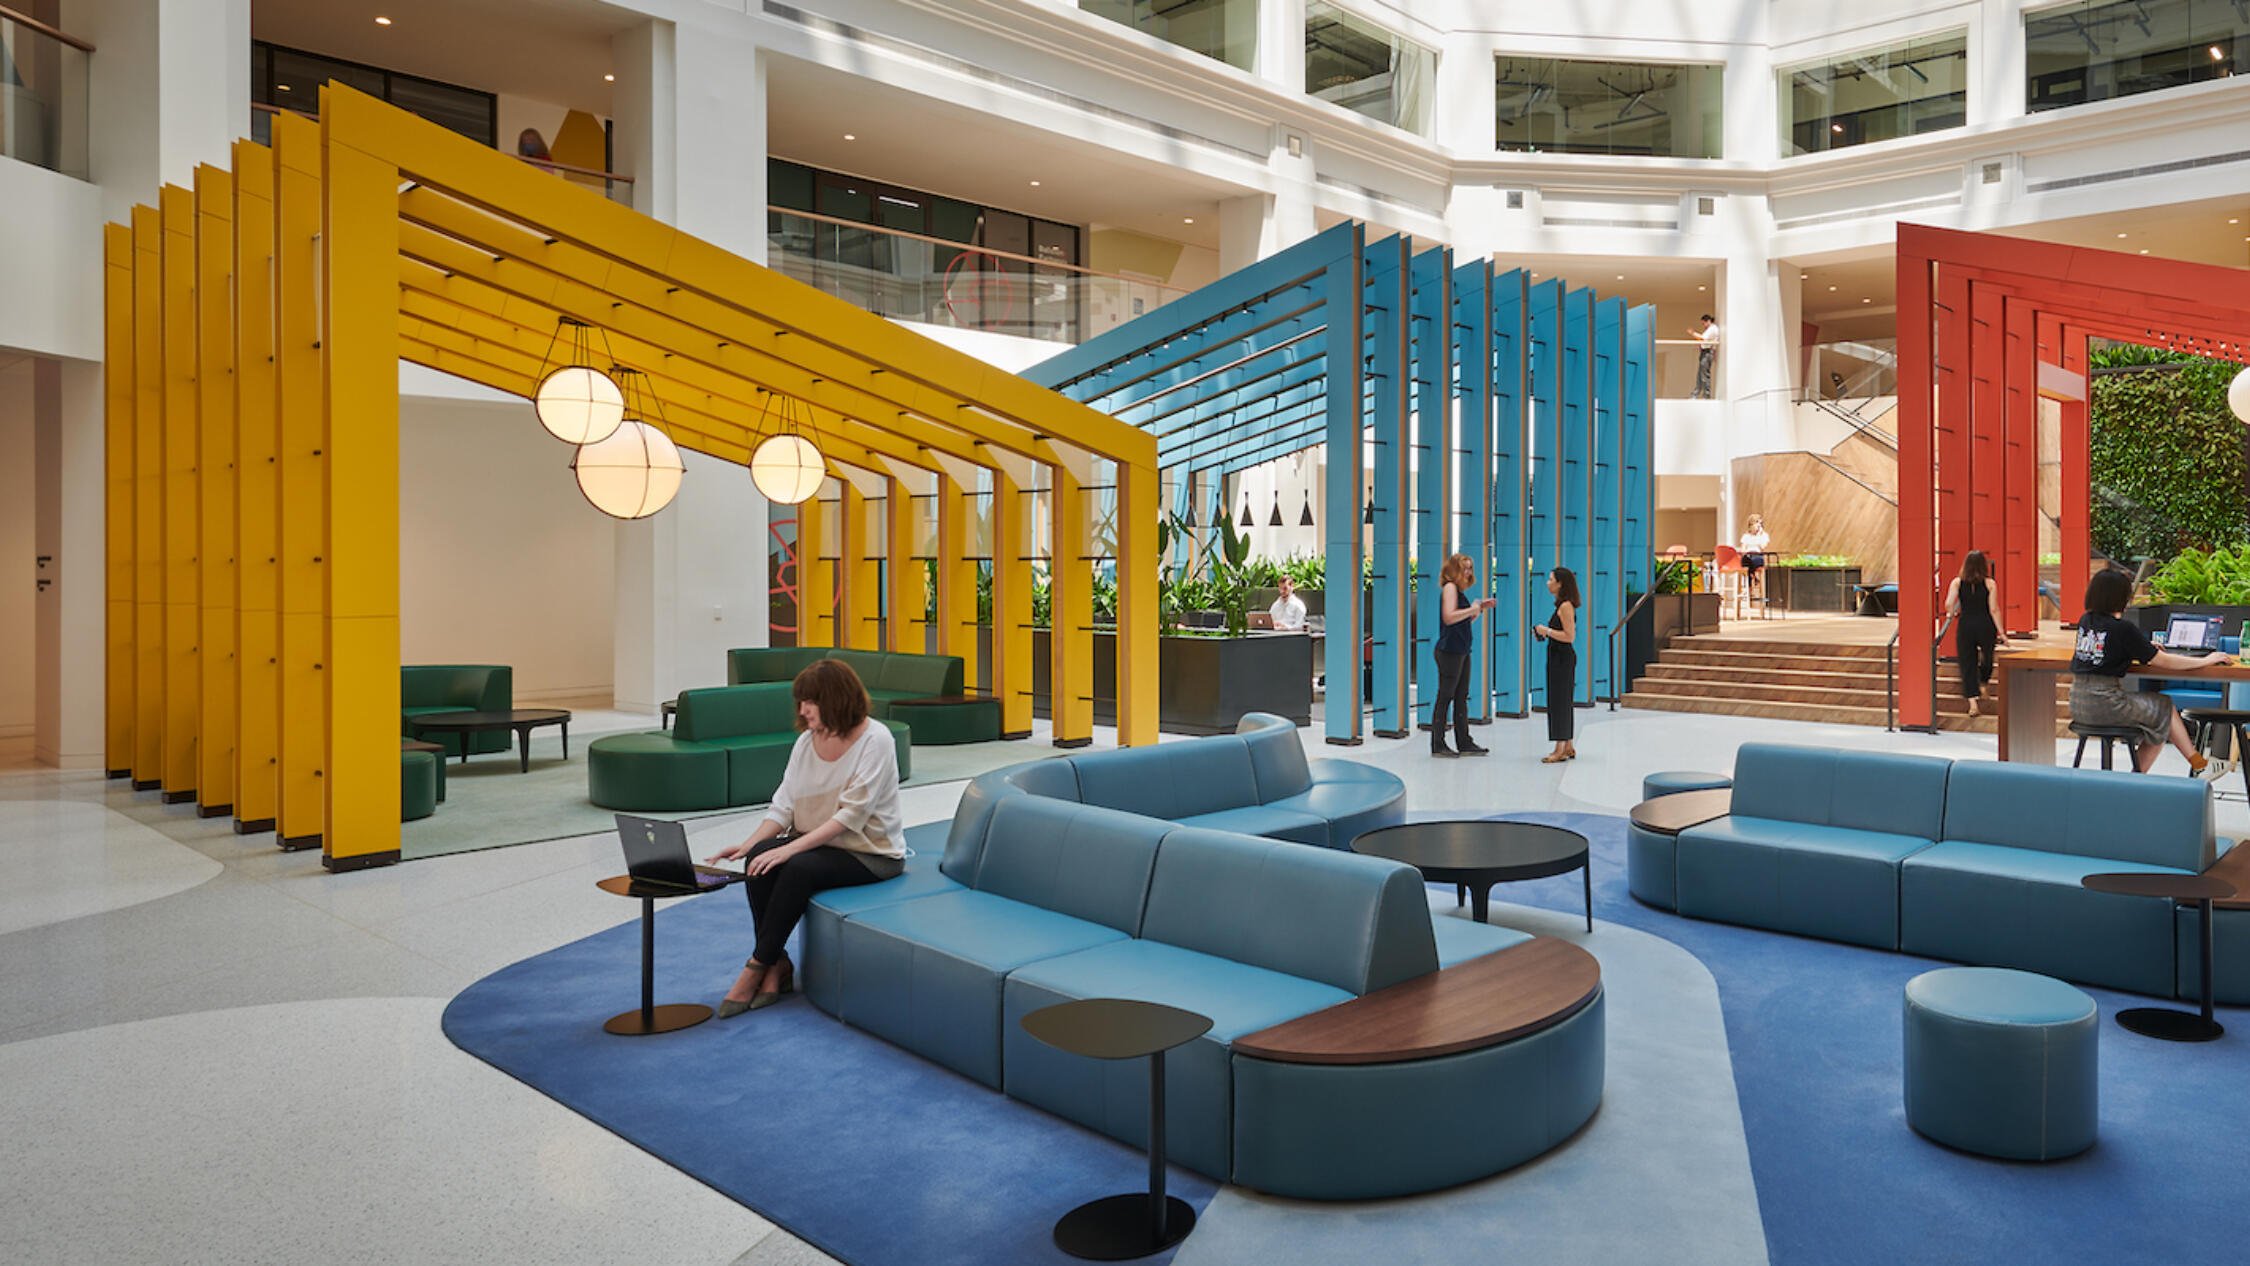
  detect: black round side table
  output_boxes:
[595,874,732,1036]
[1020,998,1211,1260]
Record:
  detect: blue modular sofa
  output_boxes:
[798,723,1602,1200]
[1640,743,2215,997]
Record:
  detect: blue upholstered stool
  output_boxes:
[1641,771,1733,800]
[1903,967,2098,1161]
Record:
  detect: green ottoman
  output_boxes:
[588,733,731,811]
[401,750,439,822]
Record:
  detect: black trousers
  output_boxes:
[1431,649,1472,751]
[1956,625,1997,698]
[744,835,882,965]
[1546,647,1577,741]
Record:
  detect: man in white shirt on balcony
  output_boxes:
[1691,315,1721,399]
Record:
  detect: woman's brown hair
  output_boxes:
[1550,566,1582,609]
[1960,549,1989,586]
[1440,553,1474,590]
[793,658,871,734]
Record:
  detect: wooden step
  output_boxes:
[1644,663,1939,689]
[1634,677,1990,713]
[1655,649,1925,675]
[1621,690,1999,732]
[1664,636,1894,660]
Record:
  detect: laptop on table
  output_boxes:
[2162,614,2226,654]
[616,814,740,895]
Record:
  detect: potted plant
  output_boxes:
[1647,556,1720,636]
[1764,553,1864,613]
[2127,544,2250,636]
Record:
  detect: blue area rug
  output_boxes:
[441,875,1215,1266]
[1465,809,2250,1266]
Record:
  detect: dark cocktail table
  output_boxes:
[596,873,738,1036]
[410,708,572,774]
[2080,871,2238,1042]
[1020,998,1211,1260]
[1352,820,1592,931]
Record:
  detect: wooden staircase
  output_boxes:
[1621,633,2015,732]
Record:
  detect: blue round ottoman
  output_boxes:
[1904,967,2097,1161]
[1641,771,1732,800]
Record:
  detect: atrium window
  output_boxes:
[2027,0,2246,111]
[1495,57,1724,159]
[251,41,496,147]
[1305,2,1437,135]
[1780,32,1969,155]
[1082,0,1256,71]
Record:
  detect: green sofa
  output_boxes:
[401,665,512,758]
[728,646,997,745]
[588,682,914,812]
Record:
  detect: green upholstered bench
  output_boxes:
[587,682,913,812]
[401,665,512,758]
[728,646,989,745]
[401,749,439,822]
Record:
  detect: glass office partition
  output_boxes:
[2027,0,2246,112]
[1082,0,1257,71]
[1306,2,1437,135]
[1781,31,1969,153]
[1496,55,1725,158]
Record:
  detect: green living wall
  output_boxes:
[2087,344,2250,565]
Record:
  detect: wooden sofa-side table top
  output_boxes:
[1232,937,1600,1066]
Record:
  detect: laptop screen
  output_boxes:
[2163,613,2225,653]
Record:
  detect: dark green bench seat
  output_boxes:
[728,647,995,745]
[588,682,913,812]
[401,665,512,758]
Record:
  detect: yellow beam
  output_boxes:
[1115,459,1159,747]
[130,207,163,786]
[194,166,238,815]
[232,138,280,833]
[885,476,922,653]
[839,480,882,651]
[159,184,199,800]
[273,111,326,848]
[935,473,979,692]
[992,466,1033,738]
[1049,460,1093,747]
[799,486,836,647]
[321,108,404,870]
[102,223,135,776]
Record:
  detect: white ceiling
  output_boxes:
[252,0,625,115]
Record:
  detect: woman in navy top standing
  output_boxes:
[2070,568,2225,775]
[1535,567,1581,764]
[1431,553,1496,758]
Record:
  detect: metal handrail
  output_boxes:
[769,205,1192,295]
[1806,452,1898,506]
[1606,587,1658,711]
[0,3,93,52]
[1885,603,1957,732]
[1804,393,1898,450]
[250,102,635,184]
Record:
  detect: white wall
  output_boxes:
[0,358,34,737]
[398,397,616,703]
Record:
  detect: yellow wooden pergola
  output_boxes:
[103,87,1159,870]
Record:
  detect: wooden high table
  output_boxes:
[1994,646,2250,763]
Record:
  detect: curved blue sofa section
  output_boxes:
[1635,743,2214,996]
[800,723,1598,1200]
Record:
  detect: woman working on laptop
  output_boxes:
[706,658,904,1017]
[2070,568,2227,777]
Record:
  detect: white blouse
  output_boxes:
[764,723,905,860]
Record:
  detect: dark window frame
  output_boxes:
[251,39,498,148]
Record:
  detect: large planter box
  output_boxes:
[1767,565,1864,613]
[1651,592,1721,637]
[977,627,1313,735]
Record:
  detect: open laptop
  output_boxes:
[616,814,739,894]
[1247,611,1276,630]
[2163,613,2226,654]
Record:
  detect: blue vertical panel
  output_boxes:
[1322,227,1367,745]
[1525,278,1561,710]
[1490,269,1529,717]
[1590,295,1625,700]
[1623,304,1655,605]
[1559,286,1595,705]
[1451,258,1492,721]
[1365,236,1412,738]
[1409,247,1452,729]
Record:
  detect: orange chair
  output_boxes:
[1713,545,1754,620]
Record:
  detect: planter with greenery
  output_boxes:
[2126,543,2250,635]
[1647,555,1721,635]
[2088,345,2250,568]
[1764,553,1863,613]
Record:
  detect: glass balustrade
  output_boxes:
[768,208,1187,344]
[0,7,90,178]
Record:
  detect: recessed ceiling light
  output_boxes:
[2212,45,2227,61]
[2140,248,2150,254]
[604,73,615,82]
[1830,123,1844,133]
[375,15,392,25]
[2116,232,2129,238]
[1861,298,1872,303]
[1615,274,1624,280]
[1828,285,1837,291]
[277,83,291,92]
[1183,217,1194,224]
[1696,285,1706,291]
[2231,218,2241,225]
[843,133,856,141]
[1029,180,1041,187]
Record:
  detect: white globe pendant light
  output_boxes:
[532,318,624,445]
[2230,364,2250,424]
[572,369,685,519]
[751,434,825,504]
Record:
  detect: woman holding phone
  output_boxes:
[1431,553,1497,757]
[1534,567,1581,763]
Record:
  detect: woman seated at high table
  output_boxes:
[706,658,904,1017]
[2070,568,2225,777]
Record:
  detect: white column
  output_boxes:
[1430,33,1497,154]
[84,0,250,222]
[610,19,677,223]
[1970,0,2027,128]
[35,359,106,767]
[1256,0,1306,93]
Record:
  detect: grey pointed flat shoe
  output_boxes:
[717,997,755,1019]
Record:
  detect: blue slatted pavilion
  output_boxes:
[1021,221,1657,746]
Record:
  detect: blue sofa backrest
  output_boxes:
[1139,828,1438,996]
[1732,744,1952,840]
[940,760,1083,884]
[1238,713,1314,801]
[974,796,1164,935]
[1942,761,2213,871]
[1070,738,1258,820]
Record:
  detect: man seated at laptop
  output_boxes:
[1268,576,1307,631]
[704,658,904,1018]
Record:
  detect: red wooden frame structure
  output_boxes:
[1897,225,2250,730]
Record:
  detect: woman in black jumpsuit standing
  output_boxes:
[1535,567,1580,763]
[1946,550,1999,716]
